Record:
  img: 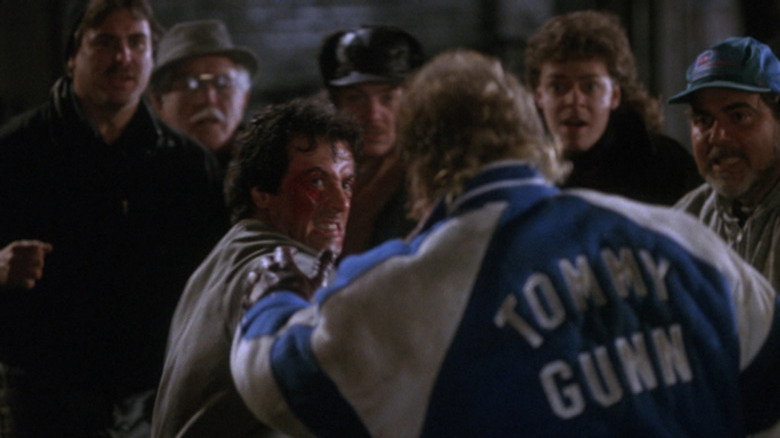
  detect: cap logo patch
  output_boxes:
[696,51,712,67]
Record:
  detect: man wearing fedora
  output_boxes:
[318,25,424,256]
[150,20,258,170]
[672,37,780,301]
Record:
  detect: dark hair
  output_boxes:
[524,10,662,130]
[225,98,362,223]
[65,0,163,61]
[761,93,780,120]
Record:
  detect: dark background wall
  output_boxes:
[1,0,777,147]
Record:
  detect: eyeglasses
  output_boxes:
[171,72,237,94]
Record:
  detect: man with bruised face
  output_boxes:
[672,36,780,296]
[152,98,361,437]
[230,50,780,438]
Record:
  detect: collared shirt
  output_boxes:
[675,180,780,293]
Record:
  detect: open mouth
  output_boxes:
[562,118,587,128]
[709,152,745,173]
[314,221,342,235]
[712,156,741,166]
[194,117,221,125]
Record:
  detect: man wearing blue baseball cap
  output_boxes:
[672,36,780,295]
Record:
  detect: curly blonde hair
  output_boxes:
[398,49,569,219]
[524,10,662,130]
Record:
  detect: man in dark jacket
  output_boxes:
[0,0,228,436]
[525,10,702,205]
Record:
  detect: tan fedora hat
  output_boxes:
[152,19,258,82]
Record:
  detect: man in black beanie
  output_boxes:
[0,0,228,435]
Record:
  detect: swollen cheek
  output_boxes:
[291,198,316,217]
[291,183,322,205]
[303,188,322,205]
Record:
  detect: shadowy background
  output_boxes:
[1,0,777,148]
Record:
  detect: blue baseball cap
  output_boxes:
[668,36,780,104]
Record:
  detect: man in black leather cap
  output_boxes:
[318,25,424,256]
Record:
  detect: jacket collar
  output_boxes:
[414,160,557,235]
[714,176,780,223]
[49,77,166,150]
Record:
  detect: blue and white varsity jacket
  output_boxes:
[231,161,780,437]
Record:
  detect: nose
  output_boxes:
[325,185,350,213]
[562,85,585,106]
[366,97,385,122]
[708,119,731,144]
[114,43,132,64]
[195,83,219,104]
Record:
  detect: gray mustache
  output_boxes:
[190,107,226,124]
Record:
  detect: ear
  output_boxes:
[534,87,544,108]
[150,92,164,112]
[610,83,621,110]
[240,92,251,113]
[66,57,76,78]
[250,187,272,210]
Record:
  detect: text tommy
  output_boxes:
[494,246,693,419]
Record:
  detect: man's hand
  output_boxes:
[0,240,53,289]
[243,246,335,310]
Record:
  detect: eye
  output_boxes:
[309,176,325,189]
[92,35,117,49]
[342,177,355,197]
[546,82,568,95]
[379,92,396,106]
[340,91,365,106]
[129,35,148,51]
[729,109,753,125]
[214,73,234,91]
[582,81,600,93]
[183,76,200,91]
[690,113,713,129]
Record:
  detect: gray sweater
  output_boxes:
[152,219,318,438]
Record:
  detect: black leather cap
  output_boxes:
[318,25,424,87]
